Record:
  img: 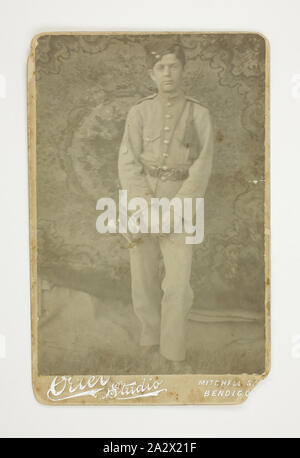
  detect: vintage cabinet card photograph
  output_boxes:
[28,31,270,405]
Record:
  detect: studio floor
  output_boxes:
[37,285,265,376]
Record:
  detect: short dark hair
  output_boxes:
[146,42,186,69]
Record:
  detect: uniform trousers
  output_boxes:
[129,232,194,361]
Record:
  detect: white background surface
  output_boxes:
[0,0,299,438]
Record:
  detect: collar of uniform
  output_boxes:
[156,90,185,105]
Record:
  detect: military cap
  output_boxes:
[145,38,186,69]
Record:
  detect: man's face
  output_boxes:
[150,53,184,94]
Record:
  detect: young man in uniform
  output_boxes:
[118,41,214,373]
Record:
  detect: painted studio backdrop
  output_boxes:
[34,33,266,375]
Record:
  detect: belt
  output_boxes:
[143,164,189,181]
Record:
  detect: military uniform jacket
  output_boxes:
[118,91,214,203]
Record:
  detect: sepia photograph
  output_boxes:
[6,0,300,439]
[28,31,269,403]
